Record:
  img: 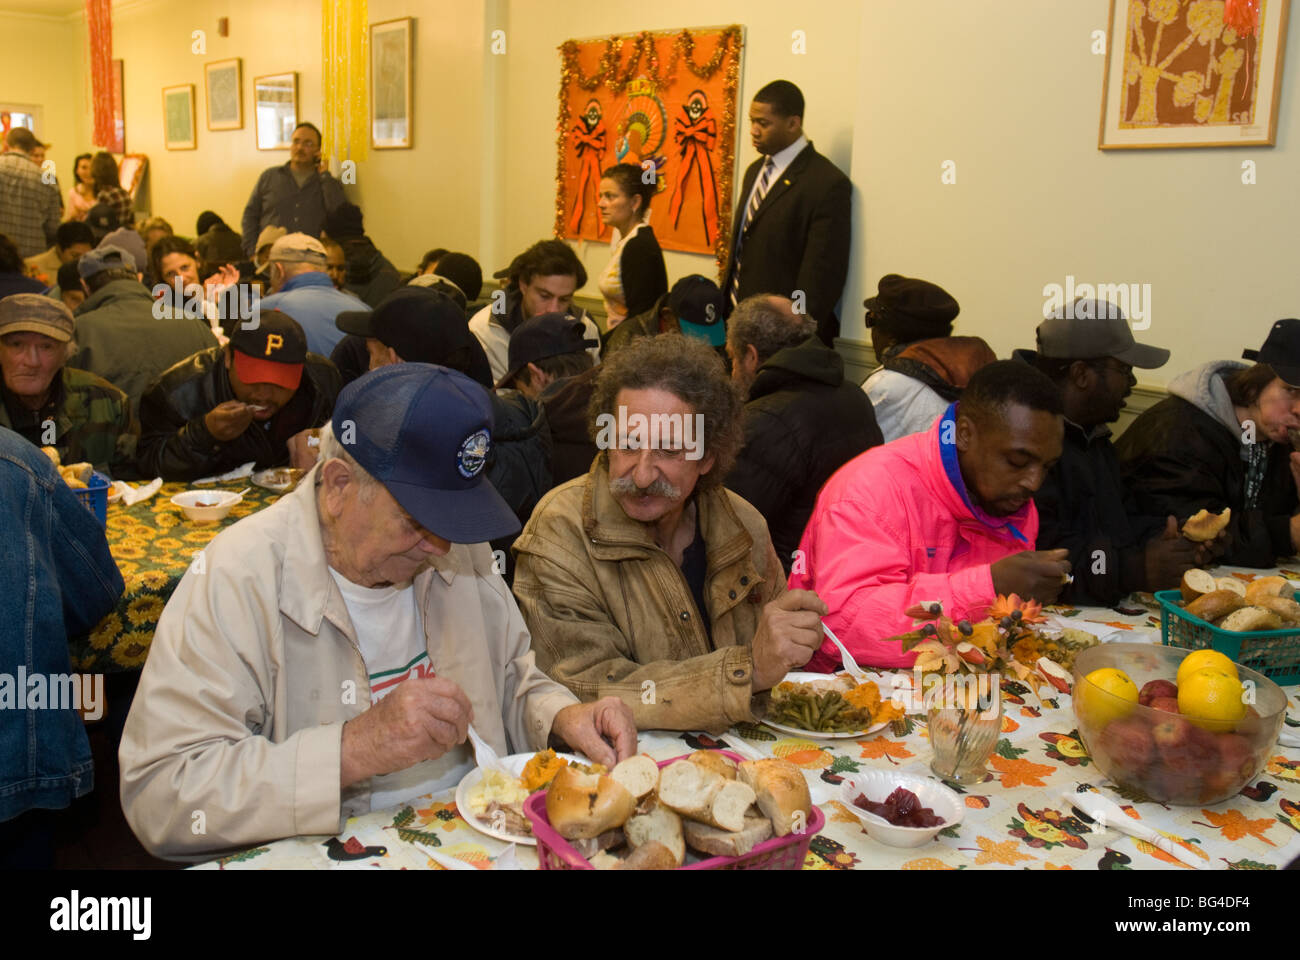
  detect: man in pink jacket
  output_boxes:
[791,360,1072,669]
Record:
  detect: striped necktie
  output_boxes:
[730,157,776,308]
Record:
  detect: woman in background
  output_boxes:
[89,152,134,229]
[65,153,95,222]
[596,163,666,331]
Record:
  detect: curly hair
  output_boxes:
[586,333,743,490]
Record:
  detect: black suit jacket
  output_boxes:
[722,142,851,344]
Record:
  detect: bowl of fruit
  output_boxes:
[1071,642,1286,805]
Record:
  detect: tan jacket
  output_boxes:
[118,468,576,862]
[512,462,786,734]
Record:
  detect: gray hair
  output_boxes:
[727,294,817,365]
[316,420,380,501]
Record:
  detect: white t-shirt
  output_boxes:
[328,567,474,810]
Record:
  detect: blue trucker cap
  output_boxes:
[330,363,520,543]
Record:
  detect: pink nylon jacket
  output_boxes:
[789,406,1038,669]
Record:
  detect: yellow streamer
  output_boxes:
[322,0,369,165]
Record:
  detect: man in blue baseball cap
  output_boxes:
[119,363,637,861]
[603,274,727,359]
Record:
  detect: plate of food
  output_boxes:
[762,672,906,739]
[251,467,304,493]
[455,749,590,845]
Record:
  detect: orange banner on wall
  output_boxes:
[555,26,743,266]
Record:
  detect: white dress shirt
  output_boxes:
[741,134,809,217]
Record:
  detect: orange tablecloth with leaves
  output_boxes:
[72,480,281,672]
[198,571,1300,871]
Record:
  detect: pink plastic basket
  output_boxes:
[524,751,824,870]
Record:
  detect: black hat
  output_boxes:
[864,274,959,342]
[196,210,224,236]
[498,312,598,389]
[324,202,364,239]
[336,287,475,366]
[668,275,725,346]
[1243,319,1300,387]
[433,252,484,301]
[228,309,308,389]
[85,202,120,241]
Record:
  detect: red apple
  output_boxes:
[1217,733,1257,781]
[1139,678,1179,707]
[1099,716,1153,769]
[1149,697,1181,714]
[1151,714,1191,750]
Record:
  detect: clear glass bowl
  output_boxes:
[1071,642,1285,805]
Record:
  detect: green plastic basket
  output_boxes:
[1155,588,1300,685]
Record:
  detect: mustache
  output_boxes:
[609,476,682,500]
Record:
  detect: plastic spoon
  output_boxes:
[1060,786,1200,868]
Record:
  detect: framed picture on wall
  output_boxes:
[162,84,196,150]
[254,72,298,149]
[371,17,413,148]
[205,57,244,131]
[1099,0,1290,148]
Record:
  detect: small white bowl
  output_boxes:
[171,490,242,523]
[839,769,964,848]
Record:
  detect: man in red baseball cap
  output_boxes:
[137,309,341,480]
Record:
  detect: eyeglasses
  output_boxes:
[1092,358,1133,379]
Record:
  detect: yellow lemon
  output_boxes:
[1176,649,1239,688]
[1178,668,1246,732]
[1076,667,1139,730]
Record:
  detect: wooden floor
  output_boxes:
[53,673,181,870]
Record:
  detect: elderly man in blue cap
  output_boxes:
[119,363,636,861]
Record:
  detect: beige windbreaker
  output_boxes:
[118,469,576,862]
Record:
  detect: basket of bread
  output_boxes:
[1156,569,1300,685]
[42,447,110,524]
[524,750,822,870]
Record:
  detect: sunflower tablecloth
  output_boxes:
[72,481,282,672]
[198,567,1300,871]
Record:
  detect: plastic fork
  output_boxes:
[821,621,871,685]
[466,723,510,776]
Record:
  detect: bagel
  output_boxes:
[544,765,636,840]
[1183,589,1246,623]
[1181,507,1231,542]
[1216,606,1284,633]
[1247,594,1300,625]
[1179,568,1219,601]
[1245,575,1291,603]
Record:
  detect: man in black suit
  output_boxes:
[722,80,851,346]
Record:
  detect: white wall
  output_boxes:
[852,0,1300,385]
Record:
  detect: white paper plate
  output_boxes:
[454,751,585,846]
[762,672,897,740]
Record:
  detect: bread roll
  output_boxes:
[658,760,756,831]
[624,798,684,866]
[589,851,622,870]
[40,446,61,466]
[1245,576,1291,603]
[609,754,659,799]
[1217,606,1284,633]
[1181,507,1231,542]
[545,765,636,839]
[60,462,93,484]
[1248,594,1300,625]
[615,841,677,870]
[1184,590,1245,623]
[689,749,738,781]
[1179,568,1218,602]
[683,811,774,858]
[1214,577,1247,598]
[738,758,813,837]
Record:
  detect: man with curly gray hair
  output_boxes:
[512,333,828,733]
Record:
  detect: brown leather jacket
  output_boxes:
[512,461,786,733]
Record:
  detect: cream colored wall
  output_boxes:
[498,0,863,305]
[852,0,1300,387]
[0,10,83,224]
[51,0,485,275]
